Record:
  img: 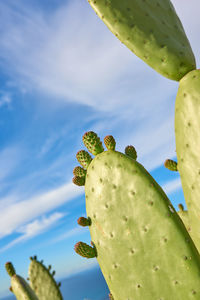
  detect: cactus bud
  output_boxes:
[178,203,184,211]
[104,135,116,150]
[83,131,104,155]
[164,159,178,171]
[76,150,92,169]
[109,293,114,300]
[72,176,85,186]
[73,166,87,177]
[74,241,97,258]
[48,265,52,271]
[77,216,91,227]
[125,145,137,160]
[5,262,16,277]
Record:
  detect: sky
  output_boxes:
[0,0,199,298]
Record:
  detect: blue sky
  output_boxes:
[0,0,199,298]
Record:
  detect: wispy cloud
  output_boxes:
[0,92,12,108]
[162,178,182,195]
[0,212,64,253]
[0,146,22,182]
[0,181,83,238]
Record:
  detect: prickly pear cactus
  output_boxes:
[5,257,63,300]
[28,256,63,300]
[74,132,200,300]
[87,0,196,81]
[5,262,39,300]
[175,69,200,252]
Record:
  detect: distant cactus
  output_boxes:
[5,258,63,300]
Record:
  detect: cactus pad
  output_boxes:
[87,0,196,81]
[5,262,39,300]
[74,132,200,300]
[175,69,200,252]
[28,256,63,300]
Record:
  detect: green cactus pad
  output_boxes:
[175,69,200,252]
[83,131,104,155]
[85,147,200,299]
[73,166,87,177]
[177,206,191,234]
[104,135,116,151]
[74,241,97,258]
[28,257,63,300]
[125,145,137,160]
[72,175,85,186]
[164,159,178,171]
[77,216,91,227]
[87,0,196,81]
[76,150,93,169]
[5,262,39,300]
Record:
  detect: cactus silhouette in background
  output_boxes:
[5,257,63,300]
[72,0,200,299]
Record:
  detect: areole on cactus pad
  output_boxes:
[74,131,200,300]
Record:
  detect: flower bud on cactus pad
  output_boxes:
[109,293,114,300]
[72,176,85,186]
[76,150,92,169]
[104,135,116,150]
[73,166,86,177]
[74,242,97,258]
[125,145,137,160]
[164,159,178,171]
[77,216,91,227]
[83,131,104,155]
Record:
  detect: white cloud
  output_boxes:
[0,146,22,182]
[43,227,85,247]
[0,181,83,238]
[0,92,12,108]
[0,212,64,253]
[162,178,182,195]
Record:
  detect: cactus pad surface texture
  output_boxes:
[5,262,39,300]
[28,256,63,300]
[175,69,200,252]
[74,132,200,300]
[87,0,196,81]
